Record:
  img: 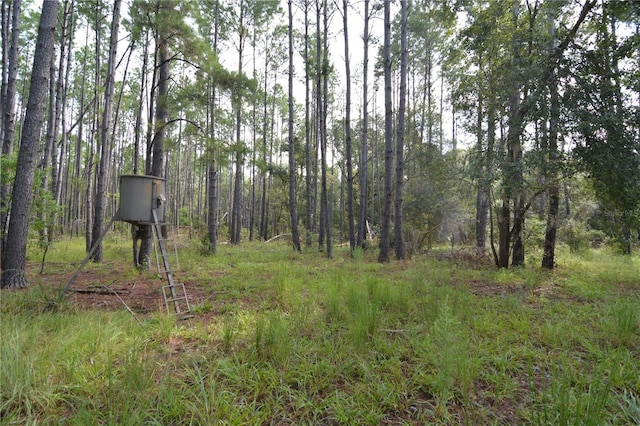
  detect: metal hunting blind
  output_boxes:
[63,174,190,317]
[117,174,167,225]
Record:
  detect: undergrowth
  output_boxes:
[1,237,639,424]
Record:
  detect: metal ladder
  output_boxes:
[152,209,191,317]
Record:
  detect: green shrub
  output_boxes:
[561,219,590,252]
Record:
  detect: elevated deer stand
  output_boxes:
[61,175,190,316]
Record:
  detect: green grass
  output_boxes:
[2,236,639,424]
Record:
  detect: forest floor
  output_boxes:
[60,263,203,315]
[34,249,551,324]
[50,248,586,318]
[3,236,640,425]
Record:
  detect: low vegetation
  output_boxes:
[1,236,639,425]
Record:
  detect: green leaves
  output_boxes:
[567,3,640,248]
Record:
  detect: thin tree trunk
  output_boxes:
[357,0,369,250]
[91,0,121,262]
[475,75,487,253]
[316,0,325,251]
[304,0,312,247]
[38,61,56,243]
[207,0,219,253]
[50,0,71,205]
[321,0,331,258]
[230,1,245,245]
[249,26,257,242]
[287,0,301,251]
[542,15,560,269]
[55,0,75,210]
[378,0,393,263]
[509,1,525,266]
[138,33,169,269]
[260,38,269,241]
[133,31,148,174]
[71,28,88,238]
[498,2,523,268]
[394,0,407,260]
[342,0,355,253]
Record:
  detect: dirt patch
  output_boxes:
[432,248,496,270]
[616,281,640,296]
[28,261,209,317]
[68,279,164,313]
[464,279,521,297]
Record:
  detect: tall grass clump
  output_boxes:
[0,325,59,422]
[616,390,640,425]
[534,367,613,426]
[419,299,471,403]
[609,300,639,347]
[343,280,377,348]
[253,311,291,365]
[0,288,172,424]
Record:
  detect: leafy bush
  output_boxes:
[560,219,609,252]
[525,217,547,249]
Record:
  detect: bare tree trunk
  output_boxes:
[509,2,525,267]
[378,0,392,263]
[321,0,331,258]
[231,149,243,243]
[249,26,257,242]
[55,0,75,211]
[475,81,487,253]
[1,0,58,288]
[50,0,71,205]
[230,1,246,245]
[260,39,269,241]
[90,0,121,262]
[316,0,325,251]
[357,0,369,250]
[137,29,169,269]
[304,0,312,247]
[133,30,148,175]
[394,0,407,260]
[207,0,219,254]
[287,0,301,251]
[39,0,71,242]
[498,2,523,268]
[342,0,355,253]
[72,28,89,238]
[38,61,56,243]
[0,1,7,128]
[0,0,21,263]
[476,79,496,256]
[543,15,560,269]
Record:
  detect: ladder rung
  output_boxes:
[163,283,185,289]
[166,297,188,303]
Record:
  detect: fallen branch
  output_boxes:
[265,233,292,244]
[100,285,143,326]
[70,287,130,295]
[380,329,406,334]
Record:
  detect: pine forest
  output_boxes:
[1,1,640,424]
